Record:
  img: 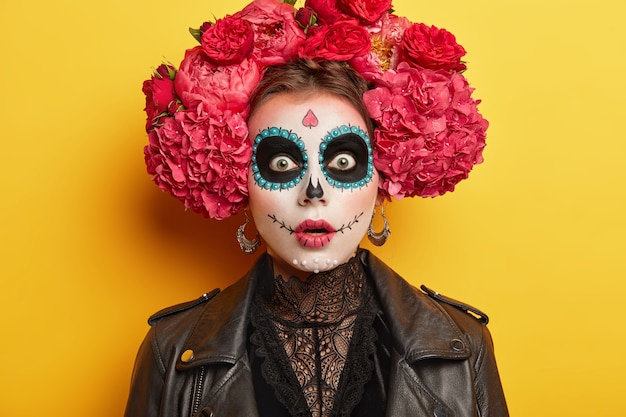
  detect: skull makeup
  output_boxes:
[247,93,380,278]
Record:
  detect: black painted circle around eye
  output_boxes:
[254,136,305,186]
[321,133,370,185]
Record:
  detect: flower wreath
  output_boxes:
[142,0,488,220]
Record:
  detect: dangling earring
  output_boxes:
[236,211,260,254]
[368,206,391,246]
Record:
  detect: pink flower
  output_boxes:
[400,23,467,72]
[142,64,177,131]
[201,15,255,65]
[337,0,392,24]
[144,110,252,220]
[235,0,306,66]
[351,13,411,80]
[349,53,385,82]
[372,133,430,199]
[144,115,188,194]
[364,64,487,199]
[141,0,489,218]
[299,21,371,61]
[175,46,261,118]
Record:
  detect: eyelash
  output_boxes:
[269,154,300,172]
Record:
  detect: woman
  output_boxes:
[128,1,507,416]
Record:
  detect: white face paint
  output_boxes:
[247,92,380,279]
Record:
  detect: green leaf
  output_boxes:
[189,27,203,44]
[166,65,177,80]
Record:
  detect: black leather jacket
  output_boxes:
[125,251,508,417]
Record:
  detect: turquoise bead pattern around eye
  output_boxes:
[251,127,307,190]
[319,125,374,190]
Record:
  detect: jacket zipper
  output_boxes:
[191,366,206,416]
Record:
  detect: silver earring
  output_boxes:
[236,211,260,254]
[368,206,390,246]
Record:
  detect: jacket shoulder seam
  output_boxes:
[420,285,489,324]
[147,288,221,325]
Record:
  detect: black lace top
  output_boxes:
[249,253,385,417]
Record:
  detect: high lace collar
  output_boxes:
[260,252,367,326]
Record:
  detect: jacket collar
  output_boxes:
[362,250,471,362]
[177,250,469,370]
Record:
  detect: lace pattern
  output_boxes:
[266,257,365,325]
[250,255,378,417]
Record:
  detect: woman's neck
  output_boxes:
[262,252,366,324]
[266,249,358,282]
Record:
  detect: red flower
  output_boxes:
[201,16,255,65]
[141,0,488,218]
[337,0,392,24]
[145,45,265,219]
[401,23,467,72]
[304,0,353,25]
[199,21,213,33]
[295,7,317,29]
[235,0,306,66]
[299,21,371,61]
[142,64,177,131]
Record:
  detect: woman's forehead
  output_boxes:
[248,93,367,137]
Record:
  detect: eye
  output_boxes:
[270,154,300,172]
[326,152,356,171]
[320,130,373,188]
[253,134,305,186]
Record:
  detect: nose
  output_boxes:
[298,175,327,205]
[306,177,323,199]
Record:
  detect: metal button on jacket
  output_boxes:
[450,338,465,352]
[434,406,448,417]
[180,349,194,363]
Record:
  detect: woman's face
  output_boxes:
[247,92,379,278]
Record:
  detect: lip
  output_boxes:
[294,219,336,248]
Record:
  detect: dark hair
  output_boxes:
[249,58,374,138]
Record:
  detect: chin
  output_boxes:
[268,245,358,276]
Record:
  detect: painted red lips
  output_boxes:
[294,219,336,248]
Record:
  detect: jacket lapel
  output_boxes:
[171,251,475,416]
[364,252,471,361]
[364,252,477,416]
[172,257,270,417]
[176,255,271,370]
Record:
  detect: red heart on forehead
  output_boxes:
[302,109,318,128]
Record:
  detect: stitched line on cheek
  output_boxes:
[268,214,296,234]
[335,212,364,234]
[267,212,364,234]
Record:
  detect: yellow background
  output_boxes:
[1,0,625,415]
